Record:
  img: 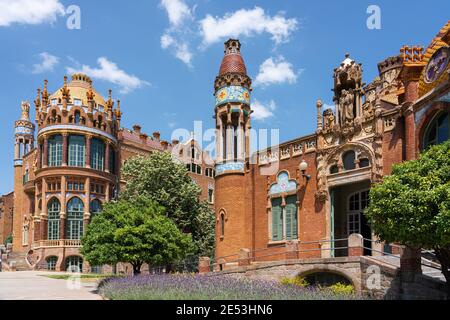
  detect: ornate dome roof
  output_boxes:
[218,39,247,76]
[49,74,107,107]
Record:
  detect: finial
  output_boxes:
[316,99,323,108]
[20,101,31,121]
[106,89,114,111]
[34,88,41,109]
[345,53,350,58]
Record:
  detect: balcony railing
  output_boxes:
[31,239,82,249]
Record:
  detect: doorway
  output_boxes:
[330,180,372,257]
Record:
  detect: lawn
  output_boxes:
[99,274,362,300]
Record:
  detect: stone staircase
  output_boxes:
[4,252,31,271]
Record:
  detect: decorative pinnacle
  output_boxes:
[316,99,323,108]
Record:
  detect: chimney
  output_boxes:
[139,133,148,144]
[153,131,161,141]
[133,125,141,135]
[161,140,169,150]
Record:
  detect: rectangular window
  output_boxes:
[208,189,214,204]
[48,135,63,167]
[285,196,298,240]
[271,198,283,241]
[68,136,86,167]
[91,139,105,171]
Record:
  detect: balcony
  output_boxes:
[31,239,81,249]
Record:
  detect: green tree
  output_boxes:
[120,152,215,259]
[81,197,194,275]
[365,141,450,293]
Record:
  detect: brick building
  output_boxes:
[8,74,214,272]
[213,23,450,266]
[0,192,14,244]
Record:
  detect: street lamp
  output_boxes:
[299,160,311,181]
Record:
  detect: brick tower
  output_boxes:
[12,101,35,250]
[214,39,252,261]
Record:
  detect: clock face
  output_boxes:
[425,46,450,84]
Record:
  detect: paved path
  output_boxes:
[0,271,102,300]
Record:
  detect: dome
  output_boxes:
[218,39,247,76]
[49,74,107,108]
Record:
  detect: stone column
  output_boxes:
[216,116,224,162]
[60,175,67,240]
[198,257,211,274]
[316,99,323,130]
[105,142,111,173]
[404,105,416,161]
[43,135,49,168]
[227,124,234,161]
[62,133,68,166]
[348,233,364,257]
[236,122,243,160]
[85,135,92,168]
[105,183,110,201]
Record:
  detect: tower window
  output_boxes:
[208,189,214,204]
[66,197,84,240]
[74,111,81,124]
[48,198,61,240]
[220,212,225,237]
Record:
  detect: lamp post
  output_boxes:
[299,160,311,181]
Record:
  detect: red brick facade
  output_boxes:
[214,23,450,266]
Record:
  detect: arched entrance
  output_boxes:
[65,256,83,273]
[303,271,352,287]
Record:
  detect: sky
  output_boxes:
[0,0,449,194]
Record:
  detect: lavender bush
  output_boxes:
[99,274,362,300]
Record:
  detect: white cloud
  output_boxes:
[161,33,193,66]
[32,52,59,74]
[0,0,65,27]
[160,0,192,27]
[252,99,276,121]
[254,56,300,87]
[199,7,298,46]
[159,0,194,66]
[67,57,150,94]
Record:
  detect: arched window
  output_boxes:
[90,199,102,218]
[48,135,63,167]
[66,197,84,240]
[423,111,450,149]
[47,198,60,240]
[74,111,81,124]
[90,138,105,171]
[220,212,225,237]
[66,256,83,273]
[46,256,58,271]
[68,135,85,167]
[343,151,356,171]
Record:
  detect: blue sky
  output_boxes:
[0,0,449,194]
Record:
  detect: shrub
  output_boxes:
[327,283,355,295]
[280,275,309,287]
